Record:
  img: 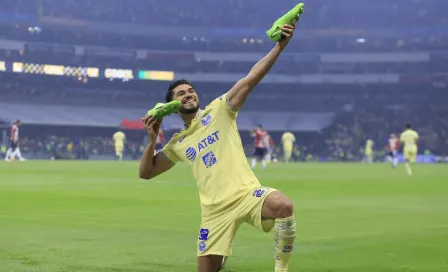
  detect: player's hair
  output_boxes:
[257,124,263,128]
[15,119,21,124]
[406,124,412,129]
[166,79,195,103]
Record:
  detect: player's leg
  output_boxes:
[115,145,123,161]
[392,152,398,168]
[262,191,296,272]
[12,146,25,161]
[404,150,413,176]
[252,148,261,169]
[4,147,13,161]
[261,148,267,169]
[197,213,239,272]
[198,255,225,272]
[284,148,292,163]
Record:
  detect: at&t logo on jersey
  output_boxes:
[198,131,219,152]
[185,131,220,164]
[186,147,197,161]
[201,114,212,126]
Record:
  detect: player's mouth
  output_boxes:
[183,99,196,105]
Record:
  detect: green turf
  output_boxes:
[1,162,447,272]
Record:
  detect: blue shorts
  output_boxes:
[9,140,17,150]
[254,147,267,159]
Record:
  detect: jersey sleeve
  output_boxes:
[159,137,181,165]
[209,93,238,119]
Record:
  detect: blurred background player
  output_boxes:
[112,130,126,161]
[387,133,400,168]
[251,124,268,169]
[364,139,374,163]
[400,124,419,176]
[155,128,165,154]
[264,132,275,163]
[4,120,25,162]
[281,131,296,163]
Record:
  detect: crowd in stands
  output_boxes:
[1,135,145,160]
[320,95,448,160]
[34,0,448,29]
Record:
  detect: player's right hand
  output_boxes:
[142,115,161,142]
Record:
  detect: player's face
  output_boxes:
[172,84,200,115]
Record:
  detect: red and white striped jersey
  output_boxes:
[254,129,267,148]
[388,137,400,152]
[10,124,19,142]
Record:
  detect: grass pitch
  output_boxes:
[0,161,447,272]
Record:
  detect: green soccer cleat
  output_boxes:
[147,101,181,119]
[266,3,305,42]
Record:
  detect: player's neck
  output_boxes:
[181,109,201,128]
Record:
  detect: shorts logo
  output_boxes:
[186,147,197,161]
[202,151,217,168]
[283,246,294,253]
[199,228,209,241]
[199,241,207,252]
[201,114,212,126]
[253,189,266,198]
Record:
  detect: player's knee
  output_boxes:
[278,199,294,218]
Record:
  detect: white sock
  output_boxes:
[251,158,257,169]
[388,156,393,164]
[393,158,398,167]
[405,162,412,176]
[262,159,267,169]
[5,148,12,160]
[12,148,24,160]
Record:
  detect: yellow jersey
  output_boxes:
[365,139,374,153]
[161,94,260,213]
[113,131,126,146]
[400,129,419,149]
[281,132,295,149]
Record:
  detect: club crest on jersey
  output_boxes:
[186,147,197,161]
[202,151,217,168]
[201,114,212,126]
[199,241,207,252]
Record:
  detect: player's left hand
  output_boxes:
[278,24,295,50]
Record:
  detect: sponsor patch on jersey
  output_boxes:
[199,228,209,241]
[202,151,217,168]
[186,147,197,161]
[201,114,212,126]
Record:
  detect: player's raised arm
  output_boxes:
[227,24,295,111]
[139,115,173,180]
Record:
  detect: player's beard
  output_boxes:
[179,104,200,115]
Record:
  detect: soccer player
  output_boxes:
[387,133,400,168]
[264,132,275,162]
[140,24,297,272]
[400,124,419,176]
[112,130,126,161]
[155,129,165,154]
[251,125,268,169]
[281,131,296,163]
[364,139,374,163]
[4,120,25,162]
